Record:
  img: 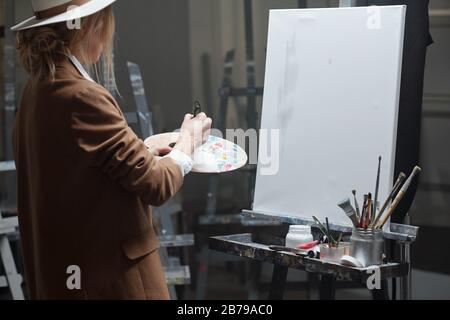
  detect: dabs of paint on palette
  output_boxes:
[192,135,247,173]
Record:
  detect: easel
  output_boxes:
[0,161,24,300]
[126,62,194,299]
[209,1,417,300]
[201,0,264,223]
[1,0,17,215]
[1,0,15,160]
[0,0,23,300]
[195,0,286,300]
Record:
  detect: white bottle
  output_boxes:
[285,225,314,249]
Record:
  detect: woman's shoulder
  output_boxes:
[53,77,114,99]
[41,78,120,113]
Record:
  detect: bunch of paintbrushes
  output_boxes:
[312,216,343,248]
[338,156,422,230]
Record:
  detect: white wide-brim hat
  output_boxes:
[12,0,117,31]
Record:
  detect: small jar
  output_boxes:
[285,225,313,249]
[349,228,384,267]
[320,244,346,264]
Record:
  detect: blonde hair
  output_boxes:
[16,6,116,90]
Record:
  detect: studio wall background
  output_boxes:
[3,0,450,274]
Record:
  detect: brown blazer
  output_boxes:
[12,59,183,300]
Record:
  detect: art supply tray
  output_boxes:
[209,233,409,283]
[242,210,419,243]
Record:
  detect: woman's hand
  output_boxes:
[152,146,173,157]
[175,113,212,157]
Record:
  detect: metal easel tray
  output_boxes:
[209,233,409,283]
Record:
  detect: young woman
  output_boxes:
[12,0,211,299]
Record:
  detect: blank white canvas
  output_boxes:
[253,6,406,227]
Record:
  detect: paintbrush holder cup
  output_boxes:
[320,244,346,264]
[349,228,384,267]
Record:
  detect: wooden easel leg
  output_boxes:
[319,275,336,300]
[372,279,390,300]
[0,235,24,300]
[238,261,246,285]
[268,265,288,300]
[308,273,320,300]
[195,244,209,300]
[247,260,262,300]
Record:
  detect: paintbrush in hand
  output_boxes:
[169,100,203,148]
[193,100,202,117]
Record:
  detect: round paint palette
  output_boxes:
[144,133,248,174]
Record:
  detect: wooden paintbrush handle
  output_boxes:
[369,173,406,229]
[376,190,405,228]
[377,166,421,229]
[367,199,373,228]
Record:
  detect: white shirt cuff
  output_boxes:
[164,149,194,177]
